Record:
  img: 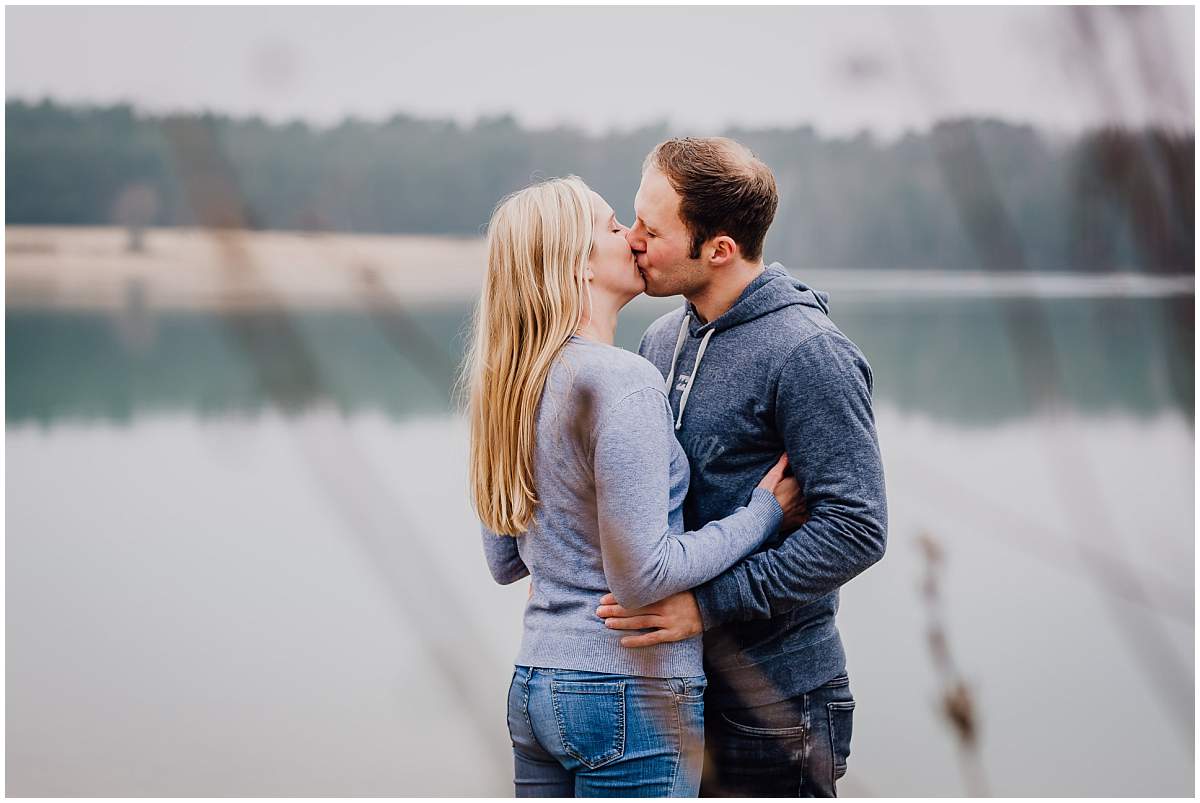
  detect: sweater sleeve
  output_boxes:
[692,332,888,628]
[594,387,784,611]
[479,521,529,585]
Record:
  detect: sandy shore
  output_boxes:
[7,225,1192,312]
[6,225,490,310]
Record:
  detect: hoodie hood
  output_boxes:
[685,262,830,336]
[662,262,831,430]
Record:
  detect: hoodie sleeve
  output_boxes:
[692,331,888,628]
[480,521,529,585]
[594,387,784,611]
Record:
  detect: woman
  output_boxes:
[465,176,803,797]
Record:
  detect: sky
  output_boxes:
[6,6,1194,138]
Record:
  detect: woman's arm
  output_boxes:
[593,387,783,611]
[480,522,529,585]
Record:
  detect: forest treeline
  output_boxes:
[6,99,1193,273]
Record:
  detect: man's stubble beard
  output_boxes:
[643,263,705,301]
[642,280,679,299]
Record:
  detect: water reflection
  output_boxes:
[6,405,1193,796]
[6,295,1194,427]
[5,289,1194,796]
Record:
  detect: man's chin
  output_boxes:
[641,283,677,298]
[636,267,677,298]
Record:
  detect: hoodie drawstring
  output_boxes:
[664,313,714,431]
[658,267,826,431]
[664,313,690,396]
[675,329,713,430]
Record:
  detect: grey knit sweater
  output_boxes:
[480,334,783,678]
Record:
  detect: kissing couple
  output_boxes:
[469,137,888,797]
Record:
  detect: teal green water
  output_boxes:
[6,296,1193,427]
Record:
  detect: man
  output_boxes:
[597,137,888,797]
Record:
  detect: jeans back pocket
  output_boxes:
[551,679,627,769]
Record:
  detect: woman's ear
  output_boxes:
[585,268,595,282]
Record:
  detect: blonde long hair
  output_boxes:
[464,176,594,535]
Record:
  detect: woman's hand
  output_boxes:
[756,453,809,532]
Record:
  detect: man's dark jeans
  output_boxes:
[700,672,856,797]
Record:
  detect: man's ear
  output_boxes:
[707,235,739,266]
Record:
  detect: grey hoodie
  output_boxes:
[638,262,888,709]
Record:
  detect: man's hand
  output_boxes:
[775,476,809,533]
[755,453,808,534]
[596,590,702,647]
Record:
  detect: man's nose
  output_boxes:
[625,227,643,251]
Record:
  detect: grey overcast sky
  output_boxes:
[6,6,1193,137]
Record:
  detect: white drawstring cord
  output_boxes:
[674,328,713,431]
[664,313,690,395]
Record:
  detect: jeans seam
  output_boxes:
[521,667,541,755]
[800,691,811,795]
[827,702,839,786]
[506,670,518,745]
[670,680,686,795]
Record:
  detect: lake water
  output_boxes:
[6,288,1194,796]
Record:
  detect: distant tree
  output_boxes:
[111,182,160,252]
[5,99,1193,273]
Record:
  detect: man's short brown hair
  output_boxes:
[643,137,778,261]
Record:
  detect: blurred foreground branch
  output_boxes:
[917,532,990,797]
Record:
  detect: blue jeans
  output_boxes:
[700,672,856,797]
[506,666,707,797]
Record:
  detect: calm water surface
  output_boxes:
[7,290,1194,796]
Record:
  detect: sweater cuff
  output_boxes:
[749,487,785,535]
[694,570,739,631]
